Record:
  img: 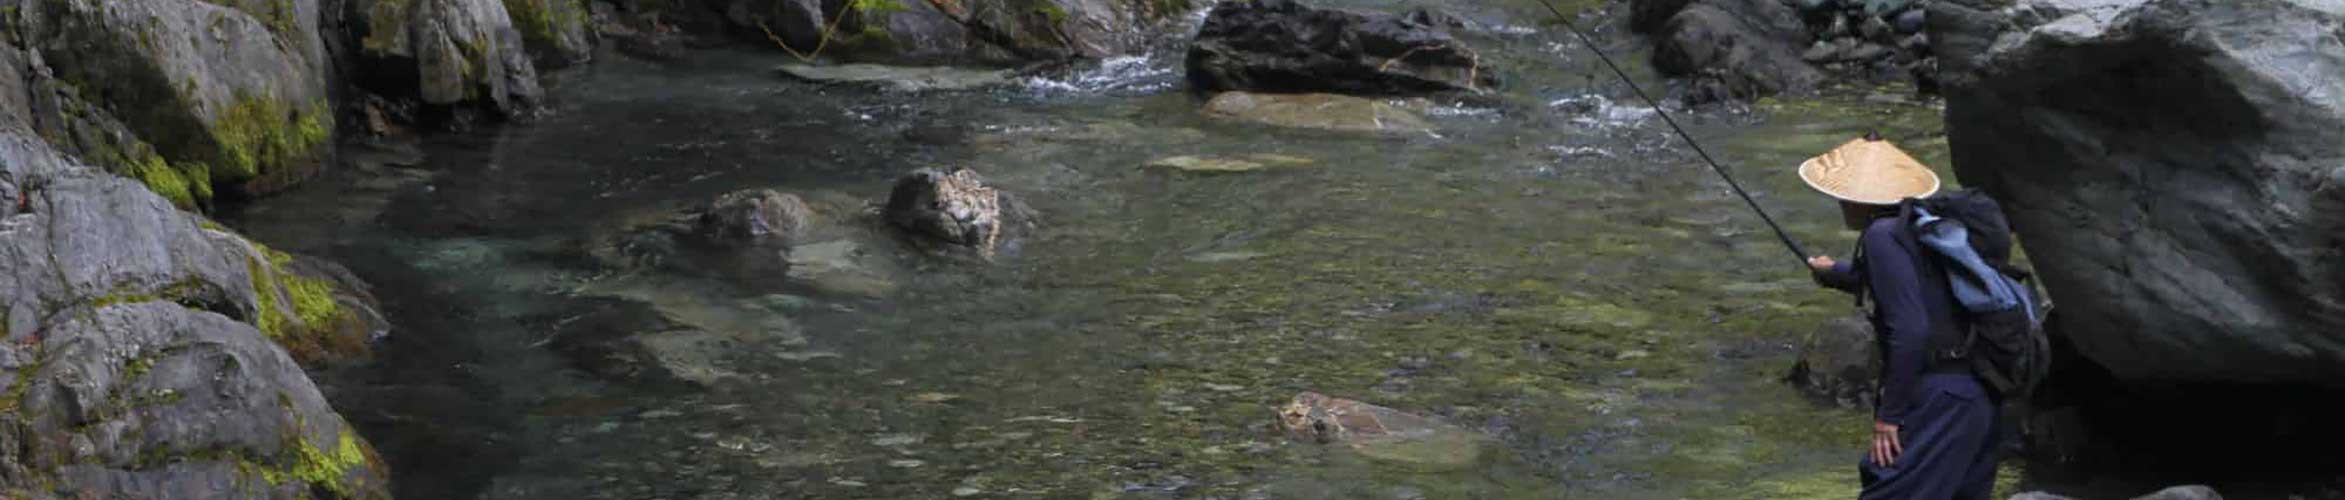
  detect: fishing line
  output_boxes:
[1531,0,1812,264]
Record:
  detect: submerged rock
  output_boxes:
[1650,0,1822,101]
[1186,0,1498,95]
[1931,0,2345,387]
[786,240,900,299]
[1787,316,1879,410]
[1202,92,1434,135]
[883,167,1033,258]
[1277,392,1488,470]
[775,63,1014,91]
[1144,154,1316,173]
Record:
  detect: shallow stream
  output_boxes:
[228,2,1959,498]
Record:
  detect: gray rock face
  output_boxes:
[681,0,1182,64]
[1650,0,1823,101]
[0,129,390,496]
[1185,0,1497,95]
[15,0,336,198]
[349,0,546,117]
[1787,316,1879,410]
[504,0,599,67]
[1929,0,2345,386]
[2006,485,2224,500]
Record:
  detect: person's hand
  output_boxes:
[1871,420,1903,467]
[1807,255,1838,273]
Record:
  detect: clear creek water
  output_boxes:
[228,2,1960,498]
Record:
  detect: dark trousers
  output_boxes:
[1859,379,2003,500]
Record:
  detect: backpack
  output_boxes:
[1897,189,2053,400]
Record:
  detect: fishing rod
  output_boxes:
[1531,0,1812,265]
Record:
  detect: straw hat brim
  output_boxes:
[1798,138,1942,205]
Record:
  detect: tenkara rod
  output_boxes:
[1532,0,1812,264]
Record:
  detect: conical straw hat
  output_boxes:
[1798,137,1941,205]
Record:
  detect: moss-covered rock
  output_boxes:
[0,131,390,498]
[501,0,595,67]
[17,0,334,198]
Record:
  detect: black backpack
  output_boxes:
[1896,189,2053,400]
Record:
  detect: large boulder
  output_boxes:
[1185,0,1497,95]
[659,0,1185,64]
[1650,0,1823,101]
[0,129,390,496]
[347,0,546,117]
[503,0,599,67]
[13,0,336,200]
[1929,0,2345,386]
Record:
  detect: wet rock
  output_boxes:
[1931,0,2345,386]
[595,4,691,62]
[1892,8,1926,34]
[1201,92,1434,135]
[1786,316,1878,409]
[678,0,1180,64]
[775,63,1014,92]
[1185,0,1498,95]
[1277,392,1488,470]
[2007,486,2223,500]
[346,0,546,118]
[693,189,813,249]
[0,130,390,496]
[15,0,334,198]
[2132,486,2224,500]
[883,167,1033,258]
[1629,0,1699,33]
[506,0,600,67]
[1651,0,1823,101]
[1143,154,1315,173]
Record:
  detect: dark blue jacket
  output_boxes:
[1815,217,1985,425]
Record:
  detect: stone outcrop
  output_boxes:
[11,0,336,201]
[0,128,391,496]
[2010,485,2224,500]
[1647,0,1822,101]
[626,0,1187,65]
[1929,0,2345,386]
[1632,0,1938,100]
[503,0,598,67]
[1185,0,1496,95]
[345,0,547,118]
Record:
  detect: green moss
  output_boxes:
[279,430,369,495]
[1032,0,1069,25]
[244,245,355,363]
[503,0,587,50]
[361,0,412,53]
[208,95,331,188]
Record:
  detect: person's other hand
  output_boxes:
[1807,256,1838,273]
[1871,420,1903,467]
